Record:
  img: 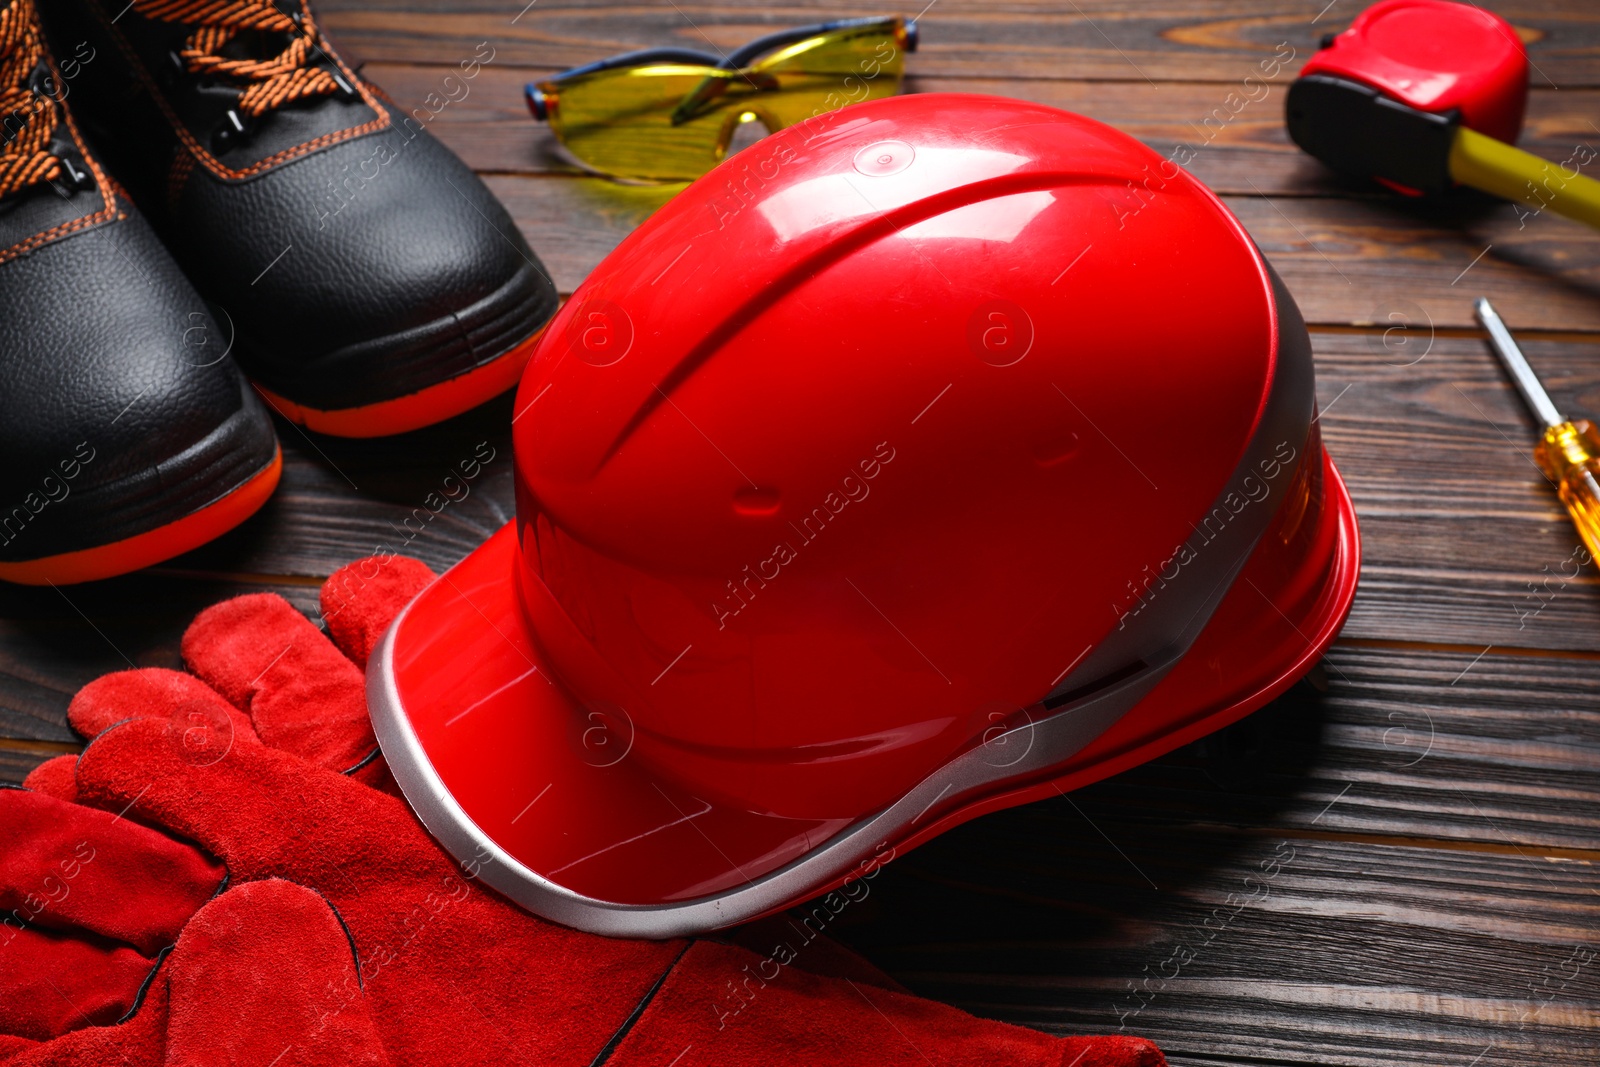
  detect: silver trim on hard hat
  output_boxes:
[368,259,1317,939]
[1043,262,1316,705]
[369,609,1175,939]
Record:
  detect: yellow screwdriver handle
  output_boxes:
[1535,419,1600,563]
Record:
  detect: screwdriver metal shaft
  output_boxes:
[1475,298,1600,564]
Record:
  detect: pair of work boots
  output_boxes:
[0,0,556,585]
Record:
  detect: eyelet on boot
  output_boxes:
[328,65,358,100]
[47,152,94,197]
[211,108,252,153]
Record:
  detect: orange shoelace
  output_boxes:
[0,0,63,198]
[133,0,342,118]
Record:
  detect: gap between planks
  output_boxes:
[0,738,82,757]
[1335,635,1600,662]
[1309,323,1600,344]
[1218,823,1600,865]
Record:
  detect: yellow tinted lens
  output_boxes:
[751,22,907,129]
[545,21,907,182]
[546,65,736,182]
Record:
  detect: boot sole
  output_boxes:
[0,448,281,586]
[252,325,543,438]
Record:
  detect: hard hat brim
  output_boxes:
[367,448,1357,938]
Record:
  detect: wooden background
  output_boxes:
[5,1,1600,1063]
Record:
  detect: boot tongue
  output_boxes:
[215,27,290,63]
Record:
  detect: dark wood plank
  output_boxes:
[8,578,1597,1061]
[0,744,57,783]
[317,1,1600,87]
[1235,195,1600,332]
[365,62,1600,199]
[174,397,519,578]
[1315,331,1600,651]
[827,828,1600,1066]
[0,576,321,747]
[7,580,1598,1063]
[819,643,1600,1063]
[465,171,1600,330]
[1087,644,1600,851]
[5,623,1596,1066]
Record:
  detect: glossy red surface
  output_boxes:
[385,439,1357,907]
[1302,0,1528,142]
[822,439,1362,901]
[511,93,1276,821]
[382,92,1362,910]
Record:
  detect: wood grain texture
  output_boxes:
[316,0,1600,87]
[1234,195,1600,331]
[4,613,1595,1066]
[1084,644,1600,851]
[0,576,321,746]
[0,744,56,783]
[828,830,1600,1065]
[1316,332,1600,651]
[821,643,1600,1065]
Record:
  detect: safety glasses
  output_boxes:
[525,16,917,182]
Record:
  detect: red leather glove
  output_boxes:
[0,786,394,1065]
[1,555,1164,1067]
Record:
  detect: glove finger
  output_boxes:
[0,788,223,956]
[608,941,1167,1067]
[21,758,78,803]
[320,555,437,669]
[164,879,391,1067]
[72,716,435,891]
[68,668,257,757]
[72,717,691,1067]
[0,1034,36,1060]
[0,925,157,1041]
[181,594,374,771]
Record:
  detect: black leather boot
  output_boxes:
[39,0,559,437]
[0,0,280,585]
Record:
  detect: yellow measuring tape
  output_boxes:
[1448,126,1600,230]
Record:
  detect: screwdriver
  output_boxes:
[1475,297,1600,563]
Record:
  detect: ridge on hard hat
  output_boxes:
[368,93,1360,938]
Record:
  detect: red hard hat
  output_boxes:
[369,93,1360,937]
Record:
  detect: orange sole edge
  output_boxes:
[253,330,543,439]
[0,447,283,586]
